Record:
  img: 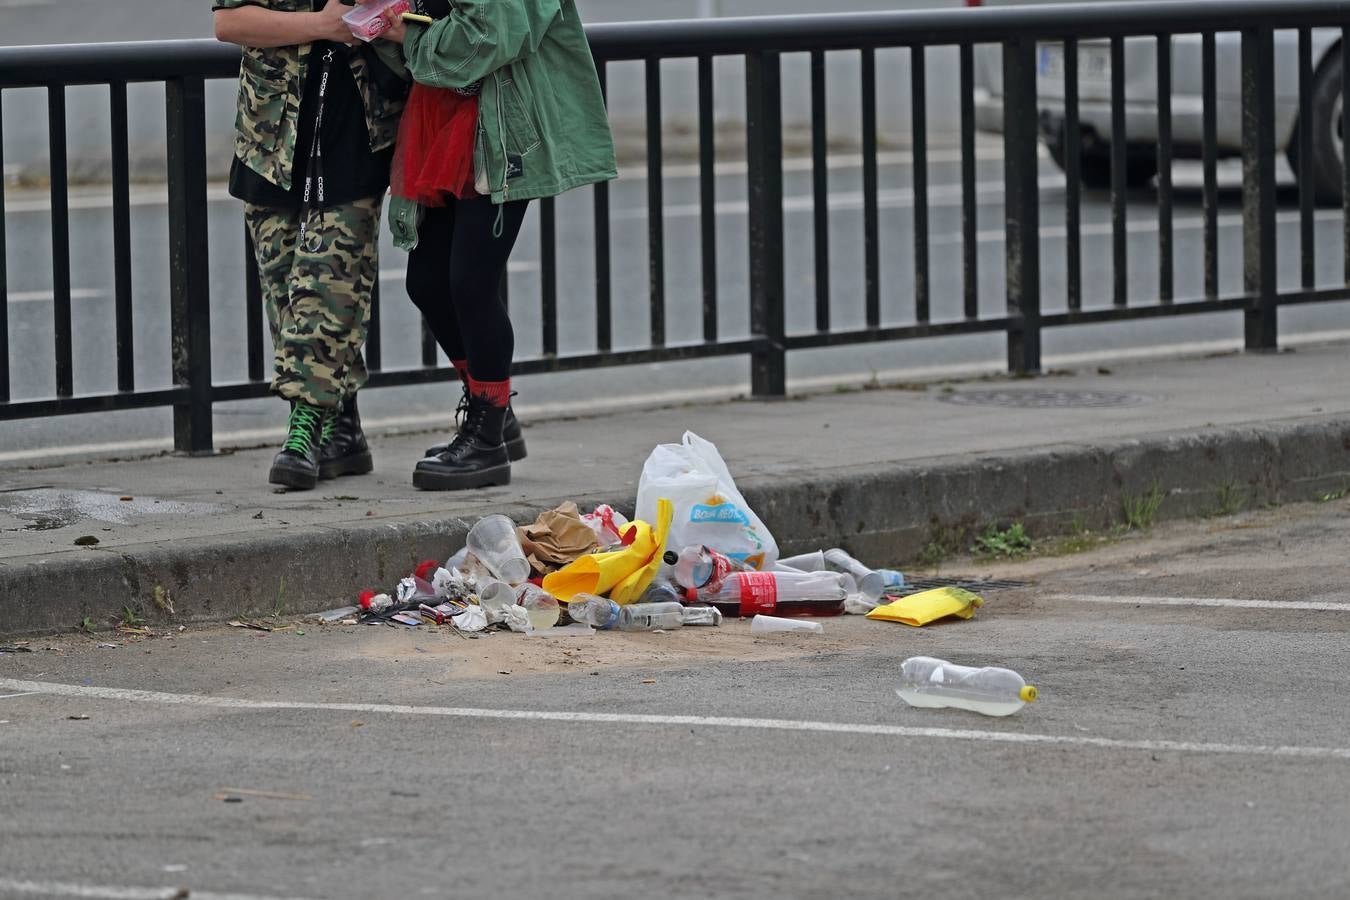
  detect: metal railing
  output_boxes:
[2,0,1350,453]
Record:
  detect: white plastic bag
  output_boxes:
[636,431,779,570]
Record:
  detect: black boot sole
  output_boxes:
[319,450,374,480]
[413,462,512,491]
[269,461,318,491]
[423,437,526,462]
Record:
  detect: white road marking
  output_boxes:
[2,677,1348,761]
[1057,594,1350,612]
[3,327,1350,466]
[0,691,39,700]
[0,879,314,900]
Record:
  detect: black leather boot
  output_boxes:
[413,396,511,491]
[268,401,329,491]
[319,394,374,480]
[424,384,526,462]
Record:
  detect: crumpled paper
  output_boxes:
[453,605,488,633]
[517,501,600,576]
[503,605,534,634]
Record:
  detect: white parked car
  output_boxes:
[969,0,1344,199]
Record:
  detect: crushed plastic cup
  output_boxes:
[466,514,531,585]
[341,0,411,42]
[750,614,823,635]
[517,584,561,630]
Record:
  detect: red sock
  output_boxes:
[451,360,469,384]
[468,376,511,409]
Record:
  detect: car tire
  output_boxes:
[1291,46,1345,206]
[1049,146,1157,190]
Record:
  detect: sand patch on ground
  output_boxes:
[324,615,897,679]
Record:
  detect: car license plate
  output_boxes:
[1038,44,1112,82]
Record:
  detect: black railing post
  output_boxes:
[1241,26,1277,352]
[165,75,214,454]
[746,50,786,398]
[1003,37,1041,375]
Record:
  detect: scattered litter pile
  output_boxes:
[311,432,990,638]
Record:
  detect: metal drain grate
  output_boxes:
[937,389,1153,409]
[889,576,1032,598]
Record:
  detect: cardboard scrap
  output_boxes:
[517,501,600,575]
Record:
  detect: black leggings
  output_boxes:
[405,196,530,383]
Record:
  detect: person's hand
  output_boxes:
[379,12,407,43]
[313,0,359,44]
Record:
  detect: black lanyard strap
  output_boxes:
[298,47,336,252]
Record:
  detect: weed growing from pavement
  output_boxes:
[1319,486,1349,503]
[119,606,144,627]
[973,523,1034,559]
[79,617,96,634]
[1123,481,1166,530]
[919,523,970,568]
[273,577,287,619]
[1213,480,1247,517]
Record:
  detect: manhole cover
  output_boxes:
[938,389,1153,409]
[890,576,1032,597]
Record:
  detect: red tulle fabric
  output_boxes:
[391,83,479,206]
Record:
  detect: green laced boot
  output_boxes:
[268,401,331,491]
[318,394,374,480]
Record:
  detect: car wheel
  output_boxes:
[1077,152,1158,191]
[1292,46,1345,205]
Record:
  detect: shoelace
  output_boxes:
[283,404,325,454]
[319,409,337,449]
[452,386,471,431]
[443,402,490,460]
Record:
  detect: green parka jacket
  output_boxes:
[388,0,617,250]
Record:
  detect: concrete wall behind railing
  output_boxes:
[0,0,968,185]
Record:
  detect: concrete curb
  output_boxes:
[4,415,1349,638]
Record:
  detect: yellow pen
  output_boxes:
[401,12,434,24]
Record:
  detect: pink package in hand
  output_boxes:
[342,0,412,42]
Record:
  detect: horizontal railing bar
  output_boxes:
[7,1,1350,85]
[785,318,1010,350]
[1041,297,1246,326]
[0,388,186,419]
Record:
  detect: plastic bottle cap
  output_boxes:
[1020,685,1038,703]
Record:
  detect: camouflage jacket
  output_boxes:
[217,0,408,191]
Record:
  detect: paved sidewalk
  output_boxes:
[3,343,1349,635]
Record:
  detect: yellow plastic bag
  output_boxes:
[866,587,983,627]
[544,499,673,604]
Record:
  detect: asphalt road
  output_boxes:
[5,150,1350,461]
[3,497,1350,899]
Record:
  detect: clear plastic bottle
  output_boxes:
[895,657,1038,717]
[568,596,686,631]
[689,570,847,618]
[640,577,688,605]
[663,546,749,590]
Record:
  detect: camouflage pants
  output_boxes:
[244,197,382,408]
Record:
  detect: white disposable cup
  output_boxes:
[478,580,516,615]
[466,514,531,585]
[776,550,826,573]
[750,615,824,635]
[823,549,884,602]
